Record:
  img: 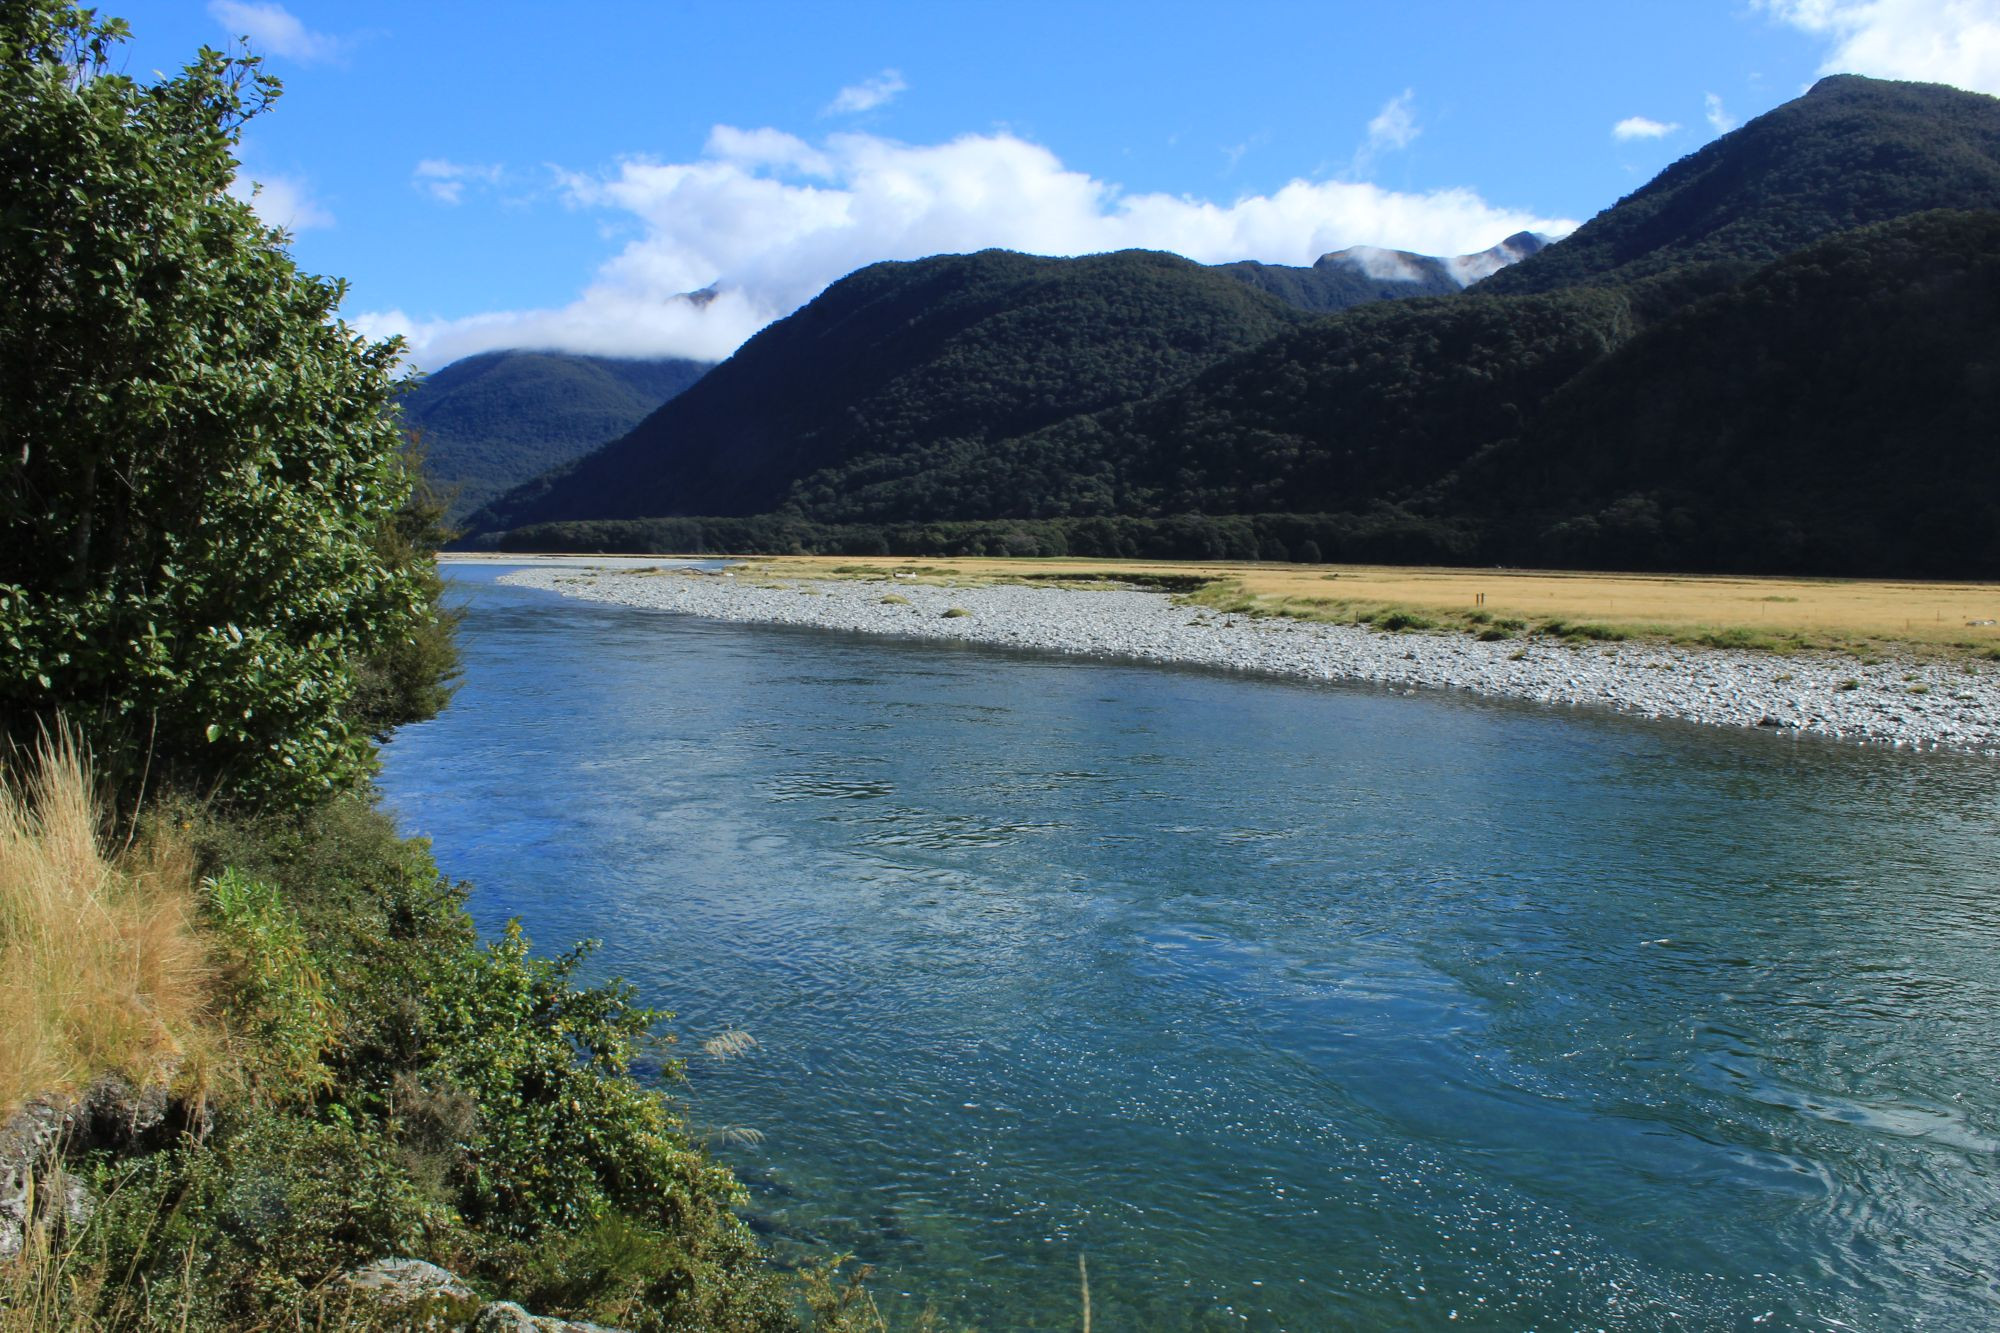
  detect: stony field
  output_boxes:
[497,563,2000,756]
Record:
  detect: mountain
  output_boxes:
[399,350,710,522]
[1455,209,2000,576]
[1217,232,1547,313]
[472,77,2000,579]
[1481,74,2000,295]
[467,249,1307,532]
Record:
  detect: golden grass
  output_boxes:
[672,554,2000,658]
[0,731,210,1119]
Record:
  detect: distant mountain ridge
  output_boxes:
[1217,231,1548,313]
[466,76,2000,579]
[400,350,710,522]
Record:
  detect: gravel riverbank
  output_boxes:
[497,564,2000,756]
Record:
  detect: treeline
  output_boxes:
[486,507,1474,564]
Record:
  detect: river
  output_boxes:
[378,563,2000,1329]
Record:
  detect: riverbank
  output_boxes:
[498,563,2000,755]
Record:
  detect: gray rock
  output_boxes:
[0,1093,81,1261]
[343,1257,477,1305]
[475,1302,541,1332]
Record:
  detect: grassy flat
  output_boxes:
[699,555,2000,658]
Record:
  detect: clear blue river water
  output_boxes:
[377,565,2000,1330]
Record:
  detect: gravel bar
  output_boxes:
[499,565,2000,756]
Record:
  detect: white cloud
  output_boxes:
[207,1,343,62]
[1612,115,1681,139]
[228,171,333,231]
[1350,89,1420,176]
[414,158,505,205]
[1335,245,1426,282]
[1367,90,1422,153]
[359,125,1576,369]
[1705,92,1739,132]
[825,69,908,116]
[1763,0,2000,94]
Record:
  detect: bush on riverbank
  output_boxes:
[5,771,795,1330]
[0,5,816,1327]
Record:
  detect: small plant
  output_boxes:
[879,594,910,606]
[1476,627,1513,642]
[941,607,971,619]
[1542,618,1632,643]
[1909,684,1930,695]
[1837,679,1861,691]
[1508,649,1530,662]
[1773,672,1795,683]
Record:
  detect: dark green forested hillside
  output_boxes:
[1481,74,2000,294]
[399,350,709,521]
[466,249,1307,532]
[1455,209,2000,575]
[787,286,1638,523]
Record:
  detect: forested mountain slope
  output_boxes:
[1457,209,2000,575]
[399,350,709,521]
[1481,74,2000,294]
[467,249,1308,531]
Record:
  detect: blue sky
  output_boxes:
[124,1,2000,366]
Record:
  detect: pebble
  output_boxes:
[499,567,2000,758]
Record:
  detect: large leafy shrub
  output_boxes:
[0,2,452,807]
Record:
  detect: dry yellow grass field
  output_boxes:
[700,554,2000,656]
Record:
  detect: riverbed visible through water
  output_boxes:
[378,564,2000,1329]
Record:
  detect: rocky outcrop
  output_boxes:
[339,1258,630,1332]
[0,1075,180,1261]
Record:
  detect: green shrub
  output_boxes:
[205,869,336,1099]
[71,1109,462,1328]
[0,3,455,809]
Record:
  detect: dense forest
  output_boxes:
[466,249,1310,532]
[398,350,709,522]
[465,75,2000,579]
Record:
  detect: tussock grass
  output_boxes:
[0,731,210,1118]
[728,554,2000,660]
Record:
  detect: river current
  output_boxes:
[378,564,2000,1330]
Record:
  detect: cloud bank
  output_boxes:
[1763,0,2000,95]
[361,126,1574,368]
